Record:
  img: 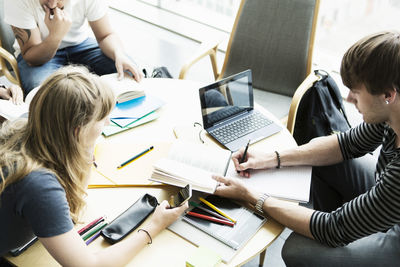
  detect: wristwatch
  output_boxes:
[255,193,269,214]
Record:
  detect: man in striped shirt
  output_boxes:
[213,31,400,266]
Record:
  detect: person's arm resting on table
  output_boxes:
[41,201,187,267]
[214,134,343,239]
[234,135,343,177]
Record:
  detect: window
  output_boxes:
[139,0,240,33]
[137,0,400,73]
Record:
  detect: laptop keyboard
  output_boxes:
[210,112,273,144]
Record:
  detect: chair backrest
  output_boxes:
[221,0,320,97]
[0,0,15,55]
[0,0,21,87]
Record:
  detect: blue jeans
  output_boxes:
[282,153,400,266]
[18,38,117,94]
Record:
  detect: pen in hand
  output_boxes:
[237,139,250,173]
[117,146,154,169]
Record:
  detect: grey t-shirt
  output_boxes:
[0,170,74,256]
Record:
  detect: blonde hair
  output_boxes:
[0,66,115,222]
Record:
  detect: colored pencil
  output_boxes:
[187,211,235,227]
[82,222,108,241]
[80,218,104,236]
[78,216,104,235]
[117,146,154,169]
[87,183,166,189]
[199,197,237,223]
[85,230,102,245]
[189,201,230,221]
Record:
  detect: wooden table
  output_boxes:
[6,78,298,267]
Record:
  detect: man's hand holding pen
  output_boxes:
[232,146,282,178]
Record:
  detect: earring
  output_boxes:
[386,100,389,105]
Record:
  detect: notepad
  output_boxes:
[186,246,222,267]
[90,142,172,186]
[150,141,232,193]
[110,94,164,127]
[102,111,159,137]
[100,73,145,103]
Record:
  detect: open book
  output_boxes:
[100,73,145,103]
[150,141,232,193]
[0,100,28,120]
[0,86,38,120]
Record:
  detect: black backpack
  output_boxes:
[293,70,352,146]
[142,66,173,79]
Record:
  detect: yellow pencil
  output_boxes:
[88,183,166,189]
[199,197,237,223]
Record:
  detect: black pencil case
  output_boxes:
[101,193,158,244]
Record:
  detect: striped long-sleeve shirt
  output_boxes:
[310,122,400,247]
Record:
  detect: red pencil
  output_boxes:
[78,216,104,235]
[187,211,235,227]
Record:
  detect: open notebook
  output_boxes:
[89,142,172,188]
[226,161,312,202]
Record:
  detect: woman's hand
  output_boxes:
[146,200,188,237]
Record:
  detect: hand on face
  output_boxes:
[43,3,71,41]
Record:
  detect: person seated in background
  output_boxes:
[0,66,187,265]
[4,0,143,94]
[213,31,400,267]
[0,83,23,105]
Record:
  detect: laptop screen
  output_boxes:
[199,70,253,129]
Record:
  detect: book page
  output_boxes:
[151,158,217,193]
[226,161,311,202]
[100,73,145,103]
[0,100,29,120]
[167,141,232,175]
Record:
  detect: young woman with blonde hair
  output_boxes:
[0,66,187,266]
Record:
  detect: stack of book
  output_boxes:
[100,74,165,137]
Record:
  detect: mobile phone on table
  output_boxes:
[9,236,38,256]
[169,184,192,208]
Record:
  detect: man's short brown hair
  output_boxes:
[340,31,400,95]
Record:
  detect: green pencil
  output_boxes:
[82,222,108,241]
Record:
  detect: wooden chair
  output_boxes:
[179,0,320,121]
[0,0,21,87]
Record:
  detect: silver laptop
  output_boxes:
[199,69,282,151]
